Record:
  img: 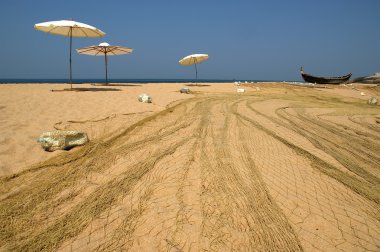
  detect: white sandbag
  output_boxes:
[180,88,191,94]
[368,96,378,105]
[138,94,152,103]
[37,130,89,152]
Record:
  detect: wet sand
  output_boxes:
[0,82,379,251]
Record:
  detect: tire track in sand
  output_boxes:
[1,89,379,251]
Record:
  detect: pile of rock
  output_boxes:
[180,88,191,94]
[37,130,89,152]
[368,97,378,105]
[138,94,152,103]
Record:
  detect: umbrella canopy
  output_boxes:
[34,20,105,37]
[179,54,209,66]
[76,42,133,84]
[77,42,133,56]
[179,54,209,85]
[34,20,106,89]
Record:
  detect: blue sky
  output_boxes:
[0,0,379,81]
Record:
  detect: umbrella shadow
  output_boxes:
[51,87,122,92]
[185,84,211,87]
[91,83,142,87]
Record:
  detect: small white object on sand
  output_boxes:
[368,97,378,105]
[37,130,89,152]
[180,88,191,94]
[237,88,246,93]
[138,94,152,103]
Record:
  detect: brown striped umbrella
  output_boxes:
[77,42,133,85]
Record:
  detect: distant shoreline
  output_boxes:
[0,79,297,84]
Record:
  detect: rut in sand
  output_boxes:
[1,88,379,251]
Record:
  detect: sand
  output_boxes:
[0,82,379,251]
[0,83,235,176]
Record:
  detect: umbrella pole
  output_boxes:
[194,63,198,86]
[104,52,108,85]
[69,27,73,90]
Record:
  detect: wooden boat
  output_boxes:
[300,67,352,84]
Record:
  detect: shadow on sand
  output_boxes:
[91,83,142,87]
[185,84,211,87]
[51,87,122,92]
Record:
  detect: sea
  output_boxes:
[0,79,284,84]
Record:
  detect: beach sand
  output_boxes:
[0,83,235,176]
[0,82,379,251]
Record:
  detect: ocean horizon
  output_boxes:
[0,78,297,84]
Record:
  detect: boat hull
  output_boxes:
[300,67,352,84]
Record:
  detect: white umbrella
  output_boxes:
[76,42,133,84]
[179,54,209,85]
[34,20,106,89]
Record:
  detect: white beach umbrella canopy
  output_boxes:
[179,54,209,65]
[34,20,105,37]
[76,42,133,84]
[179,54,209,84]
[34,20,106,89]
